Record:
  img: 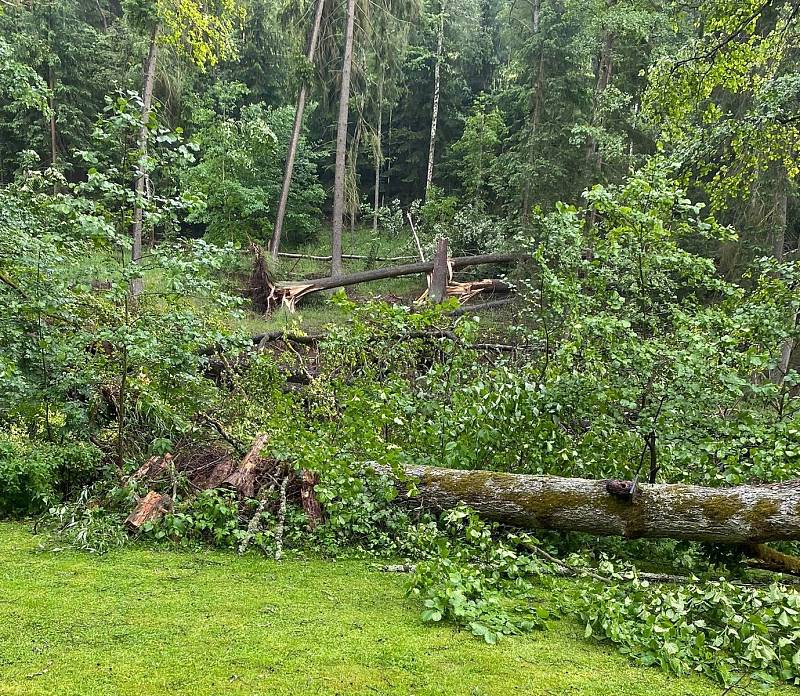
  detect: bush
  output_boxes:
[0,435,101,515]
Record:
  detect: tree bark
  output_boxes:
[277,252,416,262]
[769,163,795,384]
[521,0,544,223]
[373,67,384,234]
[48,65,57,170]
[131,24,159,298]
[276,252,521,294]
[269,0,326,260]
[585,0,616,176]
[331,0,357,278]
[301,469,323,529]
[223,433,270,499]
[373,463,800,543]
[425,5,445,199]
[428,237,449,303]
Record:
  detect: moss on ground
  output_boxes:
[0,523,780,696]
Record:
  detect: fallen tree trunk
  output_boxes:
[372,463,800,543]
[293,252,522,292]
[278,252,417,263]
[449,297,516,316]
[265,252,524,310]
[251,328,534,354]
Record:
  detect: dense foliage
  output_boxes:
[2,0,800,690]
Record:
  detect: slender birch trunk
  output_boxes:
[372,67,384,233]
[520,0,542,222]
[770,164,796,384]
[330,0,357,277]
[48,65,57,169]
[585,3,615,176]
[131,24,159,298]
[269,0,326,259]
[425,6,445,199]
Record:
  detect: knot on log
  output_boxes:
[605,479,637,502]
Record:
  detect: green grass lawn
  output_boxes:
[0,523,765,696]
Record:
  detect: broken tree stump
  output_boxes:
[126,454,170,484]
[300,470,323,529]
[222,433,270,499]
[125,491,172,532]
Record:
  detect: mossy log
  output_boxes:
[373,464,800,543]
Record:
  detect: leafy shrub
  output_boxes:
[186,95,324,246]
[151,489,243,547]
[0,435,101,515]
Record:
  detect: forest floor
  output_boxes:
[0,523,778,696]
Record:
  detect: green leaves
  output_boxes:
[578,577,800,686]
[408,504,548,644]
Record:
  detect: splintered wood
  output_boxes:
[222,433,270,499]
[125,491,172,531]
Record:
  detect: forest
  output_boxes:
[1,0,800,693]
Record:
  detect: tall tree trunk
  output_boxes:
[372,67,384,234]
[521,54,544,223]
[269,0,326,260]
[770,163,796,384]
[386,104,393,198]
[131,24,159,298]
[585,0,616,177]
[331,0,357,278]
[425,6,445,199]
[48,65,57,170]
[521,0,542,223]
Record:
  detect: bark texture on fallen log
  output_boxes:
[278,252,417,262]
[300,470,323,529]
[449,297,515,316]
[372,463,800,543]
[744,543,800,575]
[291,252,522,292]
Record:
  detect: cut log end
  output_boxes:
[125,491,172,532]
[222,433,270,499]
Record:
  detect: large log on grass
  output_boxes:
[372,463,800,543]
